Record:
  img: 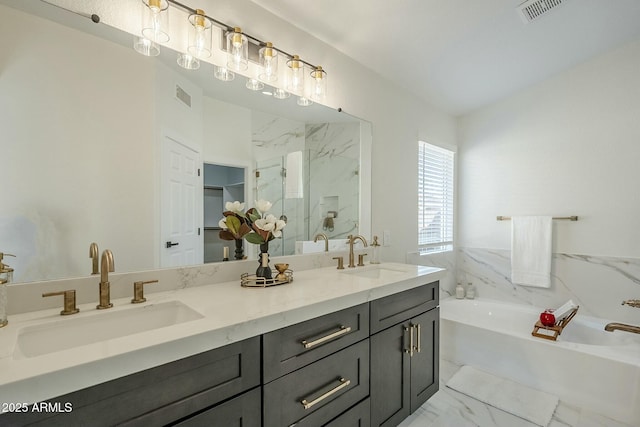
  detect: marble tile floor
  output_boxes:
[398,359,634,427]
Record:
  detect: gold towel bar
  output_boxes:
[496,216,578,221]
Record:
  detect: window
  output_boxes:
[418,141,454,253]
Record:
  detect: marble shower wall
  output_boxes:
[458,247,640,323]
[306,122,360,240]
[252,112,362,253]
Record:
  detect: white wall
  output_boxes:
[456,39,640,320]
[458,39,640,257]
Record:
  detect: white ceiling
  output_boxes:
[248,0,640,116]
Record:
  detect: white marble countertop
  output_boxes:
[0,262,444,404]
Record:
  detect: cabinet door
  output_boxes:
[410,308,439,411]
[370,322,411,427]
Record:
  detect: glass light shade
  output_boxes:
[310,66,327,101]
[286,55,304,94]
[273,88,290,99]
[297,96,313,107]
[177,53,200,70]
[226,27,248,71]
[133,36,160,57]
[187,9,212,59]
[141,0,169,43]
[214,65,235,82]
[246,78,264,91]
[259,42,278,82]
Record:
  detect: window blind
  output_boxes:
[418,141,454,252]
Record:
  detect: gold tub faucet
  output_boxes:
[97,249,114,309]
[604,323,640,335]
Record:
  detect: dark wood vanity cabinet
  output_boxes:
[370,282,440,427]
[1,281,439,427]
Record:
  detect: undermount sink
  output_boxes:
[341,265,409,280]
[14,301,203,359]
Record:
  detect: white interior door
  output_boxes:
[160,134,203,268]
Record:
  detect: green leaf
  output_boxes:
[244,232,266,245]
[226,216,241,235]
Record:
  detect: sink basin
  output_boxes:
[14,301,203,359]
[341,266,409,280]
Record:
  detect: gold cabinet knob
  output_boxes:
[43,290,80,315]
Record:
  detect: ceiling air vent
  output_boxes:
[517,0,566,24]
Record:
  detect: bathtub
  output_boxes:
[440,298,640,425]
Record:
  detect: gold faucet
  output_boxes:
[313,233,329,252]
[622,299,640,308]
[604,322,640,334]
[89,242,99,275]
[97,249,114,309]
[347,234,368,268]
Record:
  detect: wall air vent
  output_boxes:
[517,0,566,24]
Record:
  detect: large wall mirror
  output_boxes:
[0,0,372,284]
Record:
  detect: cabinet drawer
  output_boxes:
[324,398,370,427]
[2,337,261,427]
[264,339,370,427]
[370,281,438,334]
[174,387,261,427]
[263,303,369,383]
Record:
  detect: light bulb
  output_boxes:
[259,42,278,82]
[226,27,248,71]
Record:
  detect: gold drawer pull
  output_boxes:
[404,325,414,356]
[416,323,421,353]
[301,377,351,410]
[301,325,352,349]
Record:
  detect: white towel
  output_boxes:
[511,216,552,288]
[285,151,303,199]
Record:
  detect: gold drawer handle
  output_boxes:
[416,323,422,353]
[301,325,352,349]
[301,377,351,410]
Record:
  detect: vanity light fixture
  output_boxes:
[227,27,249,71]
[187,9,212,59]
[246,78,265,91]
[259,42,278,82]
[311,66,327,101]
[133,35,160,57]
[214,65,235,81]
[141,0,170,44]
[128,0,328,103]
[286,55,304,93]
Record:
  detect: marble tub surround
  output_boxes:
[0,262,444,404]
[407,250,456,301]
[458,247,640,324]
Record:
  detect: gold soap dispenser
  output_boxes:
[0,253,16,328]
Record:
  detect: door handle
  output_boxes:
[165,241,179,248]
